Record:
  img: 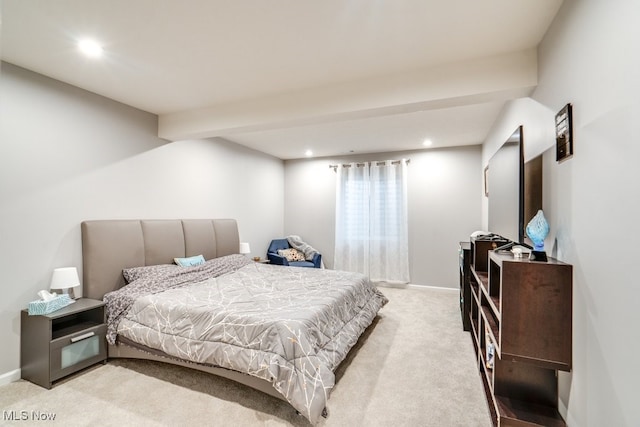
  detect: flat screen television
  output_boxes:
[488,126,524,244]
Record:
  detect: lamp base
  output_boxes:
[60,287,76,299]
[529,250,548,262]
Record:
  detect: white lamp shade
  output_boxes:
[239,242,251,254]
[50,267,80,290]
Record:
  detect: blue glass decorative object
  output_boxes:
[526,210,549,261]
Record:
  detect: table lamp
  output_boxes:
[239,242,251,257]
[50,267,81,299]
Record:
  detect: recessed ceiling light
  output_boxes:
[422,139,433,147]
[78,39,104,58]
[305,150,313,157]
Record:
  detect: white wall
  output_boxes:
[482,1,640,425]
[284,145,482,287]
[0,63,284,378]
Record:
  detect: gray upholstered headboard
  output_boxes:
[81,219,240,300]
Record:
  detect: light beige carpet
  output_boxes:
[0,286,491,426]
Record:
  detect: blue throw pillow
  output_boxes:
[174,254,205,267]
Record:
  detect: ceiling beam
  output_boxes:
[158,49,537,141]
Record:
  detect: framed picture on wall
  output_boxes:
[556,103,573,161]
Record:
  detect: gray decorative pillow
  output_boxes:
[122,263,178,283]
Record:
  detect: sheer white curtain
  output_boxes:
[334,162,370,275]
[334,160,410,283]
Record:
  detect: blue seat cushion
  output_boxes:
[288,261,315,268]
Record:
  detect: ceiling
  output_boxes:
[0,0,563,159]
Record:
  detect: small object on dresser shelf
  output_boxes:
[486,343,494,369]
[485,331,494,369]
[511,246,531,259]
[529,251,548,262]
[526,210,550,262]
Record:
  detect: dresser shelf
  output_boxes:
[461,241,572,427]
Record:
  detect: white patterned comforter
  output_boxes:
[110,256,388,423]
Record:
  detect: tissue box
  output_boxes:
[28,294,75,315]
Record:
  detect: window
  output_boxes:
[334,160,409,283]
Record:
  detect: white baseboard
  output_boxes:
[0,369,21,386]
[376,282,457,291]
[409,284,457,292]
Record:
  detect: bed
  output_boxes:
[81,219,388,423]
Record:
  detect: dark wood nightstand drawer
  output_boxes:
[50,323,107,382]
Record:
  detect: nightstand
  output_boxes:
[21,298,107,389]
